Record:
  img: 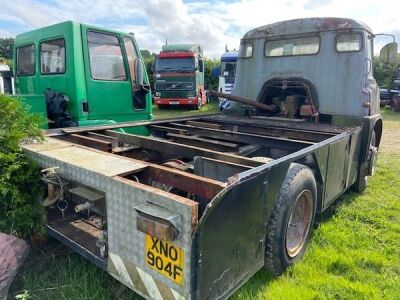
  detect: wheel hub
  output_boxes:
[285,190,313,258]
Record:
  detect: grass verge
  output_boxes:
[152,100,219,119]
[233,153,400,300]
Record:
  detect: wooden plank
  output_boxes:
[145,165,225,200]
[105,130,263,167]
[114,176,199,226]
[166,132,239,152]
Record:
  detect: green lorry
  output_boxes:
[153,44,207,109]
[13,21,152,129]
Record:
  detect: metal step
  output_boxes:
[68,186,104,202]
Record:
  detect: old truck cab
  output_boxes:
[13,21,152,129]
[216,50,239,110]
[0,60,13,94]
[153,44,206,109]
[230,18,388,119]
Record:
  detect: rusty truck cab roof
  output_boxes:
[242,17,372,40]
[230,17,376,118]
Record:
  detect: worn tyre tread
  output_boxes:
[264,163,316,275]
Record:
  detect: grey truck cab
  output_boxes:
[224,18,397,193]
[230,18,393,121]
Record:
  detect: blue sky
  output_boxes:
[0,0,399,57]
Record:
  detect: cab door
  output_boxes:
[81,25,133,118]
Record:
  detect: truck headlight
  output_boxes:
[155,92,161,96]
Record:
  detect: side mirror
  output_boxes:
[199,59,204,72]
[134,59,150,92]
[213,66,219,77]
[135,59,144,85]
[380,42,398,65]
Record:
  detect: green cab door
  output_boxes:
[81,25,133,119]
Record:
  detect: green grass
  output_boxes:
[9,109,400,299]
[381,107,400,130]
[233,153,400,300]
[152,100,219,119]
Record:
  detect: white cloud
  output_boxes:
[0,0,146,28]
[1,0,400,57]
[0,29,14,38]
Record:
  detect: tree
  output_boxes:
[0,94,45,238]
[0,38,14,60]
[140,50,152,60]
[204,58,219,92]
[140,50,156,90]
[373,54,400,87]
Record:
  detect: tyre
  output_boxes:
[264,163,317,275]
[193,97,202,110]
[158,104,168,109]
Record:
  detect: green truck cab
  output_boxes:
[13,21,152,129]
[153,44,207,109]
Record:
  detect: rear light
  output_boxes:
[363,101,371,107]
[362,88,371,108]
[137,212,177,241]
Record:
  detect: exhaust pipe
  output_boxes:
[209,90,278,112]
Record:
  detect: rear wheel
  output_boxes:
[264,163,317,275]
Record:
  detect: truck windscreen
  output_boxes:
[156,58,195,72]
[221,62,236,79]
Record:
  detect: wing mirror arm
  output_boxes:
[133,59,150,92]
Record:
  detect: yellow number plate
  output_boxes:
[145,235,184,285]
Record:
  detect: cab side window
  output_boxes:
[239,42,253,58]
[40,39,66,74]
[336,33,362,52]
[88,31,126,81]
[123,37,138,82]
[17,44,35,75]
